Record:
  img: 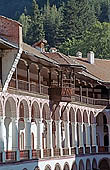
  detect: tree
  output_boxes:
[59,21,110,59]
[26,0,45,45]
[60,0,96,42]
[19,8,31,42]
[43,1,63,47]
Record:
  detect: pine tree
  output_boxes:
[26,0,45,45]
[43,1,63,47]
[60,0,96,42]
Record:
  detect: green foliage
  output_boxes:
[59,21,110,59]
[26,0,45,45]
[60,0,96,41]
[43,1,63,47]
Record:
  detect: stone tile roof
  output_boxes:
[73,57,110,82]
[43,52,79,65]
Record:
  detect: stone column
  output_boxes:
[64,121,71,154]
[71,122,76,147]
[64,121,70,148]
[55,120,63,156]
[85,123,90,147]
[91,123,98,152]
[78,123,84,147]
[0,116,6,162]
[24,119,31,150]
[36,119,43,158]
[12,118,19,161]
[46,120,53,156]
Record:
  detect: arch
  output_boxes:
[83,110,88,123]
[61,106,67,121]
[31,101,40,120]
[92,158,97,170]
[42,103,50,120]
[98,158,110,170]
[44,165,51,170]
[86,159,91,170]
[71,162,77,170]
[34,166,40,170]
[69,107,75,122]
[79,160,84,170]
[19,99,29,119]
[54,163,61,170]
[63,162,70,170]
[76,109,82,122]
[5,97,16,118]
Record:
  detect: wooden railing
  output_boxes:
[71,147,76,155]
[20,150,29,160]
[32,149,41,159]
[63,148,69,155]
[78,147,83,154]
[75,94,109,106]
[6,151,16,161]
[91,146,96,153]
[85,147,90,154]
[98,146,109,153]
[9,78,49,95]
[43,149,51,157]
[53,148,60,157]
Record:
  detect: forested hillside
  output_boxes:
[1,0,110,58]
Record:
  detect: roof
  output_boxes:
[22,43,59,66]
[43,52,81,66]
[73,57,110,82]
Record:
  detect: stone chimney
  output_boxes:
[87,51,94,64]
[76,51,82,58]
[32,39,47,52]
[49,47,57,53]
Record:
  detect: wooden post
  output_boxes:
[38,68,41,93]
[16,67,18,89]
[27,65,30,91]
[80,85,82,102]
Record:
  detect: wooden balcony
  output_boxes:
[49,87,75,102]
[9,78,48,95]
[75,94,109,106]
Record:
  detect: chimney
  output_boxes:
[32,39,47,52]
[87,51,94,64]
[76,51,82,58]
[49,47,57,53]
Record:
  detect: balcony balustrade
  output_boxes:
[63,148,69,156]
[0,146,110,163]
[43,149,51,157]
[32,149,41,159]
[9,78,110,106]
[53,148,60,157]
[20,150,29,160]
[6,151,16,161]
